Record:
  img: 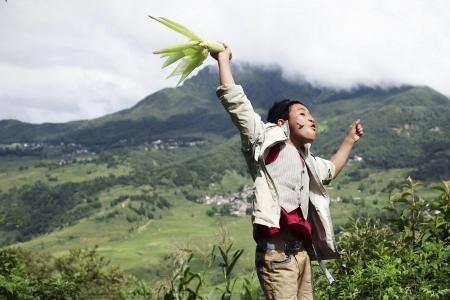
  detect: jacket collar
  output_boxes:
[259,122,313,160]
[300,143,312,158]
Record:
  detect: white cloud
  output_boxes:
[0,0,449,123]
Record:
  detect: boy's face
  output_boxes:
[285,103,316,145]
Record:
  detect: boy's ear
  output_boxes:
[277,119,285,126]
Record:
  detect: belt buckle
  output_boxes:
[285,240,302,254]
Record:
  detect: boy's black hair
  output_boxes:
[266,99,308,123]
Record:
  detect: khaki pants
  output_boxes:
[255,248,313,300]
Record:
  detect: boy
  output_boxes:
[212,44,364,299]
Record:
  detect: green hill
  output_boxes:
[1,64,448,179]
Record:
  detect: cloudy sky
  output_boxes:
[1,0,449,123]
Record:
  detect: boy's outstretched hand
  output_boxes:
[331,119,365,177]
[346,119,365,143]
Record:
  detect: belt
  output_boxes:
[256,240,305,254]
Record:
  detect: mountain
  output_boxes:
[1,63,449,176]
[0,64,321,145]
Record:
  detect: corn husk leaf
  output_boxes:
[177,49,209,85]
[162,51,186,68]
[153,41,201,55]
[150,16,224,85]
[163,48,201,71]
[167,59,189,79]
[149,16,203,41]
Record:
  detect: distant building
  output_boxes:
[353,155,364,162]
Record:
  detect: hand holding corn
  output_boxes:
[210,43,232,62]
[150,16,225,86]
[212,43,235,86]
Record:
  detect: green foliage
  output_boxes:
[54,246,131,299]
[2,178,448,299]
[347,169,369,181]
[206,204,232,217]
[386,177,445,247]
[211,243,244,299]
[0,178,112,244]
[0,174,174,245]
[429,180,450,241]
[314,179,450,299]
[157,251,203,300]
[127,280,156,300]
[147,144,248,191]
[239,273,262,300]
[0,246,132,300]
[157,234,247,300]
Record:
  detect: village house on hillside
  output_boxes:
[197,185,254,216]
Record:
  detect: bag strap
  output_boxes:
[311,244,335,285]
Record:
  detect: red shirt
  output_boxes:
[254,143,313,243]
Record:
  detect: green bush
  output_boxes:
[314,179,450,299]
[0,246,132,300]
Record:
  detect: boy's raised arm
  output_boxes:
[330,119,365,177]
[212,44,235,85]
[212,44,264,150]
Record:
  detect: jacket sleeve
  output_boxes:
[313,156,336,186]
[216,84,265,151]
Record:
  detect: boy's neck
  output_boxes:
[286,139,306,153]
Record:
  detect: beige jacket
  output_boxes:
[216,84,339,261]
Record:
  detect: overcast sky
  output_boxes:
[1,0,449,123]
